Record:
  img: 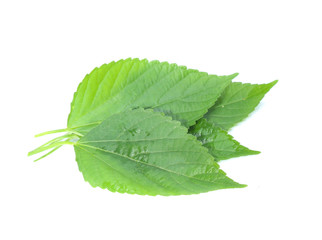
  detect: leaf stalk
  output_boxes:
[29,129,81,161]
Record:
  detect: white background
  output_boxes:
[1,0,321,239]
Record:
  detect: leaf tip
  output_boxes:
[270,79,278,86]
[250,150,261,155]
[227,72,239,81]
[232,72,239,77]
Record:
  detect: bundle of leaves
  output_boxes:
[29,58,277,196]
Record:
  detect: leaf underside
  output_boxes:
[74,108,245,196]
[68,58,237,135]
[190,119,260,161]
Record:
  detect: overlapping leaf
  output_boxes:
[75,108,244,195]
[203,81,278,130]
[68,58,236,134]
[29,58,277,195]
[190,119,260,161]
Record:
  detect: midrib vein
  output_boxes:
[76,143,220,184]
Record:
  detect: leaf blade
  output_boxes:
[203,80,278,130]
[74,108,244,195]
[190,119,260,161]
[68,59,236,134]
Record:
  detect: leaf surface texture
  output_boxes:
[74,108,244,195]
[190,119,260,161]
[68,58,236,134]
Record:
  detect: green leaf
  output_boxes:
[29,58,277,194]
[74,108,245,195]
[190,119,260,161]
[68,58,236,135]
[203,80,278,130]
